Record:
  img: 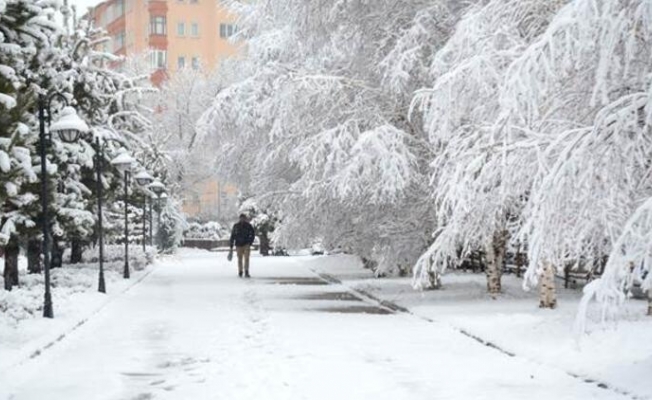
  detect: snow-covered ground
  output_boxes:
[0,249,644,399]
[305,254,652,399]
[0,245,155,374]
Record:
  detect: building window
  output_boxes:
[177,22,185,36]
[150,49,167,69]
[191,56,200,70]
[150,16,167,35]
[114,30,126,50]
[106,0,125,22]
[191,22,199,37]
[178,56,185,69]
[219,23,237,38]
[114,0,125,17]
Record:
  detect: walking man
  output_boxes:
[229,214,256,278]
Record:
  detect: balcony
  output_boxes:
[148,34,168,49]
[148,0,168,14]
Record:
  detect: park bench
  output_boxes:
[559,258,605,289]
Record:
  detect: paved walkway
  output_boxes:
[1,251,629,400]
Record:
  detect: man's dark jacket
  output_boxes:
[230,221,255,248]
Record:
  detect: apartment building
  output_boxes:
[85,0,242,221]
[183,179,240,222]
[85,0,240,84]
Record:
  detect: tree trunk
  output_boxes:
[259,231,270,256]
[539,261,557,309]
[70,239,83,264]
[27,239,42,274]
[486,230,508,295]
[515,243,524,278]
[428,269,442,290]
[3,240,20,291]
[51,239,63,269]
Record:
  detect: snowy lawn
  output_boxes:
[304,254,652,399]
[0,245,157,373]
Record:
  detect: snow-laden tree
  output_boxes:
[0,0,59,243]
[411,0,567,293]
[482,0,652,313]
[157,196,187,253]
[0,0,62,286]
[0,5,178,288]
[237,195,279,255]
[200,0,461,273]
[152,67,221,195]
[39,19,159,263]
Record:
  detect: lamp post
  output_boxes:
[149,181,166,250]
[134,171,154,252]
[111,153,135,279]
[157,193,168,251]
[38,96,89,318]
[93,138,129,293]
[149,194,154,247]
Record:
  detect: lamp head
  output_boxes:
[134,170,154,186]
[149,180,165,195]
[50,106,89,144]
[110,153,135,173]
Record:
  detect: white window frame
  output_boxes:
[150,49,167,69]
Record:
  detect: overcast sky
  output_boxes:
[69,0,103,14]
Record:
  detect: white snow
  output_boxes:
[0,93,16,109]
[0,246,154,373]
[110,152,135,170]
[0,150,10,172]
[48,106,90,135]
[0,250,644,399]
[306,254,652,399]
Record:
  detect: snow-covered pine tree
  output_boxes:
[0,0,60,288]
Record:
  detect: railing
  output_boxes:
[182,238,229,250]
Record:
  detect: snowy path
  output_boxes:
[1,250,629,400]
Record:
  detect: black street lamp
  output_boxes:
[149,180,165,196]
[148,180,166,250]
[134,171,154,252]
[149,194,154,247]
[92,137,129,293]
[38,95,89,318]
[156,193,168,251]
[111,153,135,279]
